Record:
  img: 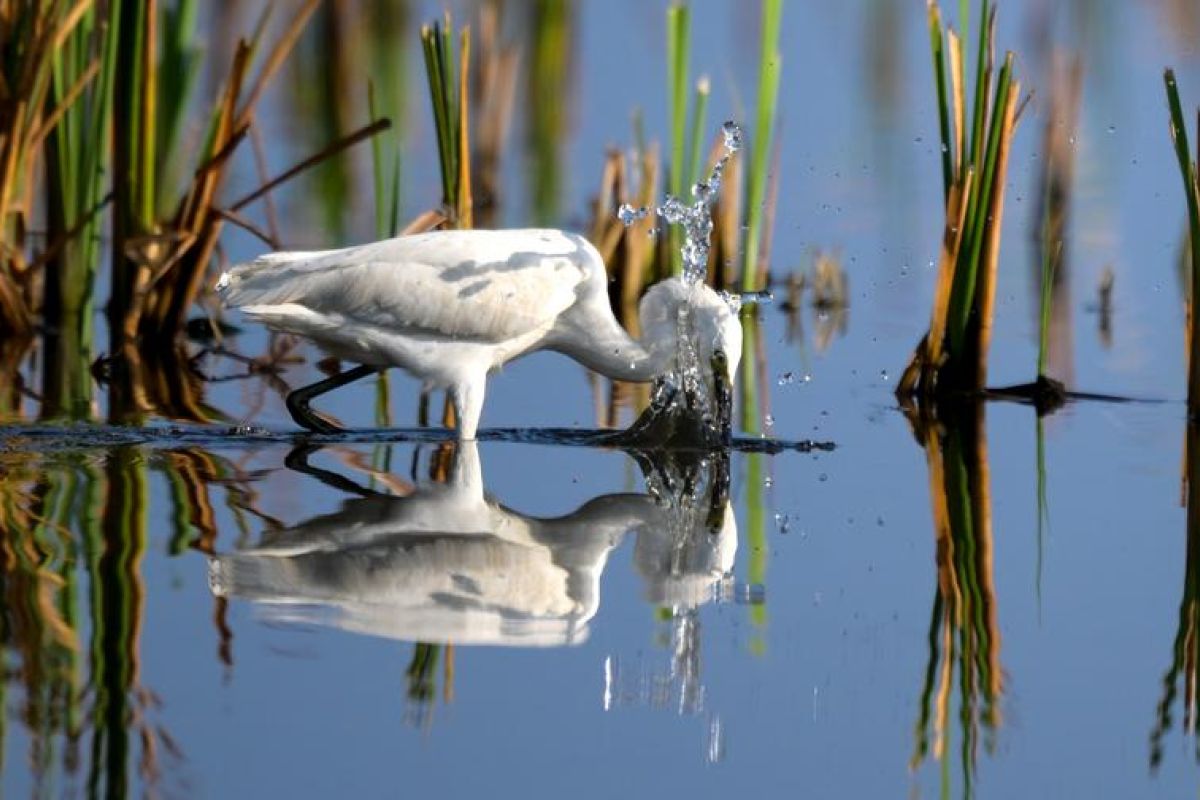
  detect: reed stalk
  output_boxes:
[41,1,119,417]
[899,1,1023,400]
[421,13,472,228]
[0,1,101,337]
[1165,69,1200,416]
[1033,57,1080,384]
[527,0,570,226]
[420,13,474,426]
[666,3,690,275]
[687,77,710,190]
[741,0,782,293]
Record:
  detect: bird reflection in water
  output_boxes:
[208,442,735,682]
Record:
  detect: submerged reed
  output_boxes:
[898,0,1024,402]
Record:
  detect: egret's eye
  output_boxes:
[712,351,728,371]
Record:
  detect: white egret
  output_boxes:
[208,443,737,646]
[217,228,741,437]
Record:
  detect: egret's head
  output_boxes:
[638,277,743,444]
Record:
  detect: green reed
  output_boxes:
[421,12,472,228]
[1164,70,1200,415]
[368,81,403,241]
[367,78,401,435]
[0,1,103,337]
[1036,217,1061,380]
[664,4,713,278]
[528,0,570,226]
[1,0,385,419]
[899,0,1022,400]
[666,3,687,275]
[741,0,782,293]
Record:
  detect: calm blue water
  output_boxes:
[5,1,1200,797]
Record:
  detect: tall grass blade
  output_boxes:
[421,14,472,228]
[967,0,989,172]
[666,3,690,275]
[948,51,1012,361]
[742,0,783,292]
[927,2,952,201]
[970,78,1017,389]
[686,76,710,190]
[1165,70,1200,414]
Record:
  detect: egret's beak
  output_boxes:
[711,350,733,446]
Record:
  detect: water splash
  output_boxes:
[618,121,743,446]
[619,120,742,287]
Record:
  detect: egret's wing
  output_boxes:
[219,229,598,342]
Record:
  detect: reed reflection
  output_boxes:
[1150,422,1200,769]
[904,401,1004,797]
[211,442,735,648]
[0,445,199,797]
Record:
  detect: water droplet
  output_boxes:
[1107,125,1116,134]
[818,473,828,482]
[740,584,766,604]
[764,476,773,488]
[617,203,648,226]
[722,120,742,152]
[775,513,791,534]
[880,369,889,382]
[802,373,812,383]
[764,413,775,427]
[778,371,795,386]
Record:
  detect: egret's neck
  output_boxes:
[558,317,672,382]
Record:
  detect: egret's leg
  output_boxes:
[451,375,486,440]
[286,364,377,433]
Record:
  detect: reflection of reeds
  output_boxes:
[907,402,1003,792]
[740,308,770,650]
[0,444,196,794]
[0,436,276,787]
[898,1,1023,400]
[1151,423,1200,769]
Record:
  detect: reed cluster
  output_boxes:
[898,0,1023,403]
[0,1,396,423]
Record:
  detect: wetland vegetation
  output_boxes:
[2,1,1200,797]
